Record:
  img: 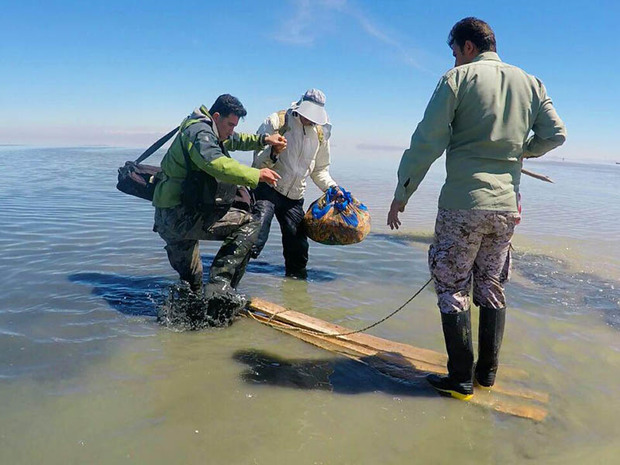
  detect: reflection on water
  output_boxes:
[0,147,619,464]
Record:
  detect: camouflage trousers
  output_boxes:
[154,205,260,293]
[428,209,520,314]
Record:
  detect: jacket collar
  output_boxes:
[472,51,501,63]
[198,105,212,119]
[188,105,218,139]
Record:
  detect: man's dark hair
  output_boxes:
[209,94,247,118]
[447,17,496,53]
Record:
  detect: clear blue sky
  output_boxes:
[1,0,617,162]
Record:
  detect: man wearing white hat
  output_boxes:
[251,89,340,279]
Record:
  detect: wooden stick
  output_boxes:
[521,168,554,183]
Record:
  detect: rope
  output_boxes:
[247,277,433,339]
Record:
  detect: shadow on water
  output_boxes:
[233,349,435,397]
[201,254,338,282]
[67,250,337,320]
[69,273,170,317]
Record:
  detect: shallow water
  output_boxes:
[0,147,618,464]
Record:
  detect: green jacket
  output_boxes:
[395,52,566,212]
[152,105,265,209]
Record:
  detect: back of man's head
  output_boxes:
[448,17,496,53]
[209,94,247,118]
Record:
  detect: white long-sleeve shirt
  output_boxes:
[253,110,337,200]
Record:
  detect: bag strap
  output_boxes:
[277,109,324,145]
[180,133,192,179]
[177,117,205,173]
[178,119,205,184]
[316,125,324,145]
[276,110,288,136]
[134,126,180,164]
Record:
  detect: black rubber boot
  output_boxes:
[157,281,209,331]
[475,306,506,388]
[250,197,276,259]
[201,278,247,327]
[285,268,308,280]
[185,277,203,296]
[427,310,474,400]
[205,291,247,326]
[230,252,252,289]
[208,216,259,288]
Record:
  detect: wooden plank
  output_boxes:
[248,310,446,373]
[245,298,549,422]
[248,308,548,406]
[250,300,548,403]
[249,298,530,379]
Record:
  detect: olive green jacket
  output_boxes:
[152,106,265,209]
[395,52,566,212]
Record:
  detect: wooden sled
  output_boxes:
[245,297,549,422]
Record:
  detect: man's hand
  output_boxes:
[387,199,406,230]
[332,186,344,200]
[259,168,281,187]
[264,134,287,153]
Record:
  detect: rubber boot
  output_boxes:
[230,252,252,289]
[164,242,203,295]
[285,268,308,280]
[250,199,275,259]
[199,277,246,326]
[184,277,203,296]
[426,310,474,400]
[475,306,506,388]
[205,242,252,326]
[208,215,259,287]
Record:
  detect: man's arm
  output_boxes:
[523,79,567,158]
[388,75,456,229]
[225,132,264,152]
[310,139,337,192]
[394,75,456,205]
[254,114,279,168]
[188,129,261,187]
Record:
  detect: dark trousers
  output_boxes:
[252,183,308,276]
[154,205,260,293]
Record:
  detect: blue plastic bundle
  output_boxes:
[304,186,371,245]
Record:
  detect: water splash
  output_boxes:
[157,282,246,331]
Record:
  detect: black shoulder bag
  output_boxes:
[116,126,179,201]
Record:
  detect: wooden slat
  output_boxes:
[249,298,530,378]
[245,298,549,422]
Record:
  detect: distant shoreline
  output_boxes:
[0,145,617,166]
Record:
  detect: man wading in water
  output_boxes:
[387,18,566,399]
[251,89,342,279]
[153,94,286,328]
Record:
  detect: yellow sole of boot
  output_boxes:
[433,387,474,401]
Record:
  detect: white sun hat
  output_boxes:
[294,89,328,125]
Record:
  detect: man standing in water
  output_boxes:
[387,18,566,399]
[153,94,285,322]
[251,89,341,279]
